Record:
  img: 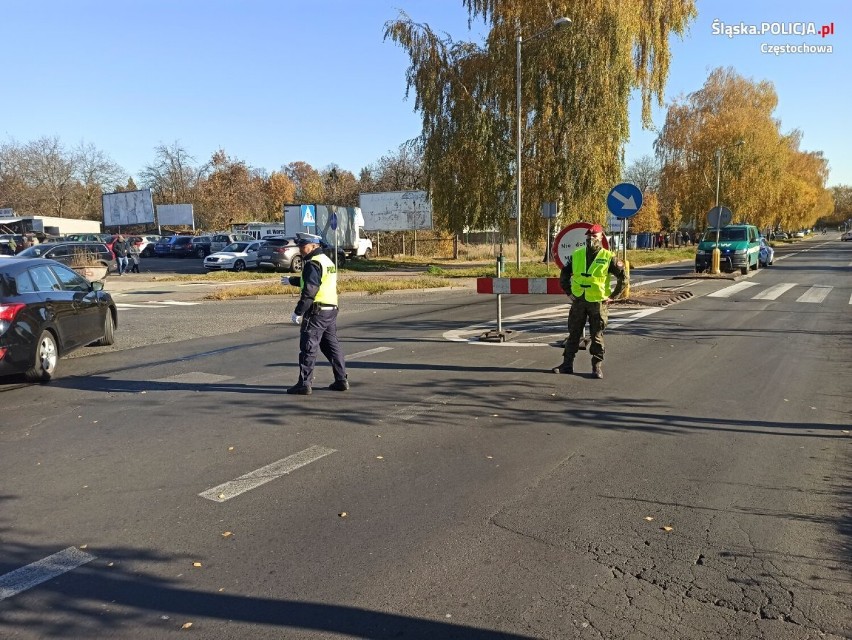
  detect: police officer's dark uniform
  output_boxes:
[551,224,626,379]
[286,234,348,395]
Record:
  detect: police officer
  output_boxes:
[286,233,348,395]
[551,223,626,379]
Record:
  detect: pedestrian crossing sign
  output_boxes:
[301,204,316,227]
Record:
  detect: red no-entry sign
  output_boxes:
[551,222,610,269]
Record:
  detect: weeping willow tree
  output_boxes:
[385,0,696,239]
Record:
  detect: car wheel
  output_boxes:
[363,248,373,260]
[196,248,206,258]
[97,311,116,346]
[25,330,58,383]
[233,260,245,272]
[290,256,303,272]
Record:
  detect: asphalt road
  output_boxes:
[1,237,849,639]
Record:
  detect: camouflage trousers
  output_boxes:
[562,297,608,364]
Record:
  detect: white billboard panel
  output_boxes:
[358,190,433,231]
[102,189,155,226]
[157,204,194,227]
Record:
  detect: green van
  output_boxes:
[695,224,761,275]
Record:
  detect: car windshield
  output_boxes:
[224,243,248,252]
[704,228,747,242]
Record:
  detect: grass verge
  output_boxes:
[205,276,455,300]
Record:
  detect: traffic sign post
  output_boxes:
[607,182,643,264]
[706,206,733,273]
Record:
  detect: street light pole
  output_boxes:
[515,16,571,271]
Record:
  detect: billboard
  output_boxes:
[358,190,433,231]
[157,204,194,227]
[102,189,155,227]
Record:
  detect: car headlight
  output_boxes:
[734,249,746,255]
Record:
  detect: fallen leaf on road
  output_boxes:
[181,622,193,629]
[222,532,232,537]
[193,562,202,567]
[79,544,88,549]
[376,456,384,459]
[218,493,225,499]
[661,526,673,532]
[228,447,234,451]
[644,517,654,521]
[339,512,348,518]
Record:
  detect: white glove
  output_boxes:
[290,313,302,325]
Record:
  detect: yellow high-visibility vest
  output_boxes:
[570,247,612,302]
[301,252,338,305]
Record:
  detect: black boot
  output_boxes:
[592,362,603,379]
[328,378,349,391]
[286,383,312,395]
[551,358,574,374]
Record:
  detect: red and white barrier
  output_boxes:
[476,277,563,295]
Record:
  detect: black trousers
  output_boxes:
[298,308,346,386]
[562,297,608,364]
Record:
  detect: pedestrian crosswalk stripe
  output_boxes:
[796,285,832,303]
[707,282,759,298]
[751,283,797,300]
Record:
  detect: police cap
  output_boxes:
[296,233,323,247]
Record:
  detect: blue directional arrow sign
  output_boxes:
[607,183,643,219]
[329,211,338,231]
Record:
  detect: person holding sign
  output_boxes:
[551,224,626,379]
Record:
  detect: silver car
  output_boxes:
[203,241,261,272]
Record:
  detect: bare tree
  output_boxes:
[623,155,660,193]
[139,142,204,204]
[75,141,127,218]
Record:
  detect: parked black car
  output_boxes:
[16,242,117,272]
[190,235,213,258]
[0,257,117,382]
[168,236,196,258]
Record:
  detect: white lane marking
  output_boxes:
[796,285,832,304]
[752,283,797,300]
[504,359,537,368]
[199,445,336,503]
[671,279,699,289]
[632,278,664,287]
[347,347,393,360]
[0,547,95,601]
[153,372,234,384]
[390,394,453,421]
[116,300,201,309]
[443,306,663,345]
[707,282,760,298]
[849,292,852,305]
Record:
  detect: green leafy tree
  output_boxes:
[385,0,696,238]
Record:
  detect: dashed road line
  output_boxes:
[348,347,393,360]
[0,547,95,601]
[199,445,336,503]
[390,394,454,421]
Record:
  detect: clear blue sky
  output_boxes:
[3,1,849,186]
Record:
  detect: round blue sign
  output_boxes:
[607,183,643,219]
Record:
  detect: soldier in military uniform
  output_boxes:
[285,233,348,395]
[551,224,626,379]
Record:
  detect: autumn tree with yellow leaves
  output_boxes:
[385,0,697,238]
[656,67,832,234]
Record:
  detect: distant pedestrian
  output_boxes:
[113,235,129,275]
[128,240,141,273]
